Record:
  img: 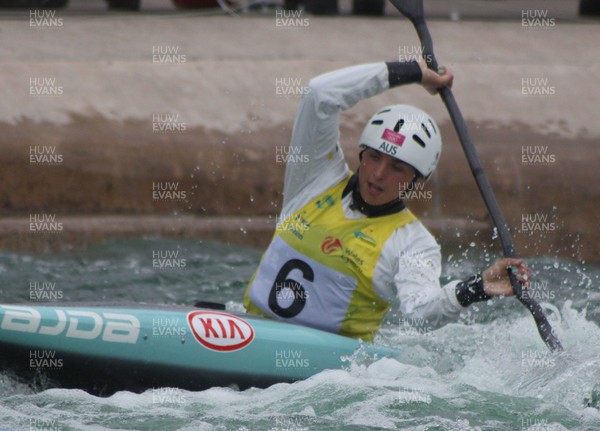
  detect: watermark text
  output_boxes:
[275,9,309,29]
[29,418,61,431]
[29,281,63,302]
[29,350,63,370]
[30,145,63,165]
[399,317,432,337]
[521,350,556,368]
[398,386,431,404]
[275,77,310,98]
[29,77,63,96]
[29,214,63,233]
[275,146,309,164]
[29,9,63,28]
[152,181,187,201]
[152,317,187,337]
[521,77,556,96]
[522,9,556,28]
[152,45,186,64]
[521,213,557,233]
[521,145,556,165]
[151,387,187,404]
[152,249,187,269]
[398,45,432,63]
[275,349,310,369]
[152,113,187,133]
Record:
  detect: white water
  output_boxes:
[1,239,599,430]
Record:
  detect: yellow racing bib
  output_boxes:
[244,175,417,341]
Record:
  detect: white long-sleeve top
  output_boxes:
[280,62,465,328]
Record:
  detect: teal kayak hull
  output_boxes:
[0,303,400,395]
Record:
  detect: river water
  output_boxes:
[1,237,599,431]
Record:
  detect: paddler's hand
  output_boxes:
[418,56,453,95]
[482,258,531,297]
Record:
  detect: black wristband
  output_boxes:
[385,60,423,88]
[455,273,491,307]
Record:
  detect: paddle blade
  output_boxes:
[389,0,424,24]
[389,0,438,71]
[509,269,563,352]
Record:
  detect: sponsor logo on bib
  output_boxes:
[187,311,255,352]
[316,194,335,209]
[353,231,377,247]
[321,236,343,254]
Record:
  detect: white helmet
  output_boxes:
[359,104,442,180]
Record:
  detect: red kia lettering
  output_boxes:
[188,311,255,352]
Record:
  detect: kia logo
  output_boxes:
[187,311,255,352]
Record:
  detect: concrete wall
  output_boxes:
[1,13,598,262]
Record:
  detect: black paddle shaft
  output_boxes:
[390,0,562,352]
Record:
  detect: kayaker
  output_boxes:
[244,58,530,341]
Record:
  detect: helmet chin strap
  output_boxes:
[342,170,406,218]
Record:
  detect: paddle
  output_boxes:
[389,0,563,352]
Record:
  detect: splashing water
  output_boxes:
[1,237,599,430]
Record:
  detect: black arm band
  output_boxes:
[455,273,491,307]
[385,60,423,88]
